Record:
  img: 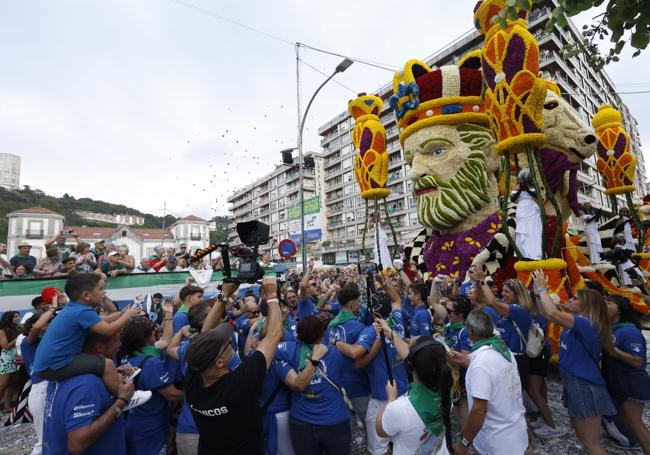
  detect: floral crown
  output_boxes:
[389,57,488,145]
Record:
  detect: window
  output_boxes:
[344,171,353,183]
[354,195,363,206]
[344,198,354,208]
[346,226,356,236]
[271,212,278,222]
[191,226,201,241]
[345,212,355,222]
[408,196,416,208]
[344,184,355,195]
[122,230,127,237]
[26,220,44,239]
[342,157,353,169]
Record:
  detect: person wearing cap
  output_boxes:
[133,258,155,274]
[184,277,284,454]
[91,240,106,261]
[9,241,37,274]
[161,255,181,272]
[101,251,128,277]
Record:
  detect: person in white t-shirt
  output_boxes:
[0,243,13,279]
[375,322,453,455]
[449,310,528,455]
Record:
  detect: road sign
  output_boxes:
[278,239,297,259]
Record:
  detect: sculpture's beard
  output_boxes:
[414,152,492,230]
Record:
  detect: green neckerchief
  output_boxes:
[614,322,636,330]
[445,322,466,333]
[15,254,31,259]
[387,314,396,329]
[298,343,313,372]
[408,382,444,437]
[177,304,189,314]
[257,317,266,334]
[327,310,356,329]
[133,345,161,358]
[471,335,512,362]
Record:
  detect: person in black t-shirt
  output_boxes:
[184,278,283,455]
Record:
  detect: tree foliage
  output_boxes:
[504,0,650,70]
[0,186,177,242]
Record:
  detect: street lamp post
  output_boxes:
[295,42,353,271]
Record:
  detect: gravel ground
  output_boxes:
[3,335,649,455]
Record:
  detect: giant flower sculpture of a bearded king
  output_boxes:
[391,56,514,285]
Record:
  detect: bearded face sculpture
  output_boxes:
[406,123,498,232]
[391,58,506,279]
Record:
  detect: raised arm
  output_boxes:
[533,270,574,328]
[90,306,140,336]
[470,268,509,316]
[299,264,312,301]
[256,278,283,368]
[29,309,55,344]
[377,318,409,360]
[155,303,175,350]
[429,276,448,324]
[166,326,190,361]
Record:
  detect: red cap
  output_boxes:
[41,287,61,305]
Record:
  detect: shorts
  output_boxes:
[38,353,105,381]
[514,353,530,383]
[0,347,18,375]
[561,370,616,418]
[529,344,552,377]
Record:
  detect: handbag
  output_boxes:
[316,366,354,412]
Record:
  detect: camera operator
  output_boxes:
[184,277,283,454]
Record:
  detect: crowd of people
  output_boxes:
[0,231,226,281]
[0,254,647,455]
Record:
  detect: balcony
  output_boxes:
[190,235,201,241]
[26,230,44,239]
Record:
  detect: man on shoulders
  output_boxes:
[450,310,527,455]
[298,263,320,319]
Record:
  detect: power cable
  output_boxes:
[168,0,397,72]
[298,58,358,94]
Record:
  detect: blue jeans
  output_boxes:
[289,417,351,455]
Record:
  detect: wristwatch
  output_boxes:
[309,357,319,367]
[216,293,226,302]
[461,435,472,448]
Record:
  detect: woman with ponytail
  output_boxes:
[121,316,184,455]
[375,328,454,454]
[534,271,616,455]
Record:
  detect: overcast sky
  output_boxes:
[1,1,649,220]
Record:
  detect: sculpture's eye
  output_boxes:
[544,101,559,110]
[433,147,446,157]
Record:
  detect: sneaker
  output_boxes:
[602,416,631,446]
[533,424,563,439]
[119,390,152,413]
[529,417,545,430]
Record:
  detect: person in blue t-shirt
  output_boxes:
[442,296,472,431]
[248,311,329,455]
[352,281,408,455]
[325,286,370,432]
[32,273,143,402]
[603,295,650,453]
[284,289,300,326]
[43,330,139,455]
[121,316,184,455]
[298,264,321,319]
[408,283,433,338]
[535,271,616,454]
[472,270,533,380]
[276,315,351,454]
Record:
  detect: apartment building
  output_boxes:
[0,153,20,190]
[226,152,324,259]
[317,0,648,265]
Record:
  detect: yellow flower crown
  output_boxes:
[389,58,488,145]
